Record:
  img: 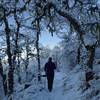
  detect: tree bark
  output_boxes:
[86,45,96,88]
[36,19,41,82]
[3,13,14,95]
[25,36,30,82]
[0,58,7,95]
[87,45,95,70]
[13,9,21,83]
[0,58,3,77]
[77,47,80,64]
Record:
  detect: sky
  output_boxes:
[40,32,61,49]
[98,0,100,4]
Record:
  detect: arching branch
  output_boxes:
[44,2,86,46]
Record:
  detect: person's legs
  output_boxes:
[47,75,51,91]
[47,75,54,92]
[50,75,54,91]
[49,77,52,92]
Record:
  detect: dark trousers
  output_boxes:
[47,74,54,92]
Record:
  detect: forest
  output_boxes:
[0,0,100,100]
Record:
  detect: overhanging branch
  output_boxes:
[45,2,86,46]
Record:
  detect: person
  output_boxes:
[44,57,56,92]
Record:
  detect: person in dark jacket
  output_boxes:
[44,57,56,92]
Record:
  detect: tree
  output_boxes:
[33,0,99,88]
[0,74,5,100]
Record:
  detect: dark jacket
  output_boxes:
[44,61,56,76]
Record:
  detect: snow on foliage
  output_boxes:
[83,33,97,46]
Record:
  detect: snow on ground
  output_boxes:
[11,65,85,100]
[19,71,82,100]
[3,64,100,100]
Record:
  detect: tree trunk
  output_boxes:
[0,58,7,95]
[36,19,41,82]
[87,45,95,70]
[0,58,3,77]
[17,53,21,83]
[0,74,5,100]
[86,45,96,88]
[25,37,29,82]
[77,47,80,64]
[4,14,14,95]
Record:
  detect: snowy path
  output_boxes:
[36,72,65,100]
[33,72,81,100]
[4,65,100,100]
[14,71,82,100]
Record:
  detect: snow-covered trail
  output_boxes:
[3,65,100,100]
[13,70,83,100]
[36,72,65,100]
[34,72,81,100]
